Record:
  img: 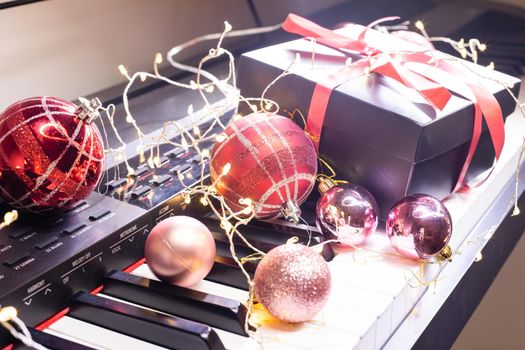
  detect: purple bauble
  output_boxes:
[145,216,216,287]
[254,244,331,323]
[386,194,452,260]
[316,183,379,246]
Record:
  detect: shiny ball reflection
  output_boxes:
[316,183,379,246]
[145,216,216,287]
[386,194,452,260]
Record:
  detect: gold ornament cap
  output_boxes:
[318,177,337,195]
[434,245,453,262]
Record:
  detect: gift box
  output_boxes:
[237,15,521,217]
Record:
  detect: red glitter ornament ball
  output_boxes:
[0,97,104,213]
[210,112,317,221]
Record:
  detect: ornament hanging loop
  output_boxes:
[76,97,102,124]
[281,200,301,224]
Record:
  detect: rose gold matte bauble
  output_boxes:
[145,216,216,287]
[254,244,331,323]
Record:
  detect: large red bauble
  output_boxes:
[210,112,317,220]
[0,97,104,213]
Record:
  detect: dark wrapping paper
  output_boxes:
[237,27,521,217]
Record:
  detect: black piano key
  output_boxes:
[104,271,249,336]
[206,242,255,290]
[201,216,335,262]
[207,262,251,291]
[69,292,225,350]
[13,328,96,350]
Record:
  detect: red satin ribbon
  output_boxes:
[282,13,505,191]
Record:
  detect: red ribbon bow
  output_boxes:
[282,14,505,192]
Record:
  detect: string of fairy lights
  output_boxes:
[1,17,525,346]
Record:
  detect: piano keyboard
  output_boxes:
[34,247,418,350]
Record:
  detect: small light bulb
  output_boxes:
[220,219,233,233]
[487,61,495,70]
[126,114,134,123]
[118,64,128,76]
[140,73,147,82]
[224,21,232,32]
[184,194,191,204]
[193,125,201,136]
[201,149,210,158]
[0,306,18,322]
[474,251,483,262]
[155,53,163,64]
[479,43,487,52]
[215,133,227,143]
[181,137,189,151]
[414,20,425,31]
[200,197,208,206]
[205,85,215,93]
[3,210,18,226]
[222,163,231,175]
[153,156,161,168]
[187,104,194,115]
[147,157,155,169]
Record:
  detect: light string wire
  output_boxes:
[0,306,49,350]
[107,18,525,334]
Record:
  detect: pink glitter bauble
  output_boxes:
[210,112,317,220]
[0,97,104,213]
[386,194,452,260]
[254,244,331,323]
[145,216,216,287]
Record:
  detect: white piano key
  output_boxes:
[253,318,360,350]
[44,328,104,350]
[46,315,168,350]
[132,263,250,303]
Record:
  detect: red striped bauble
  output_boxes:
[210,112,317,220]
[0,97,104,213]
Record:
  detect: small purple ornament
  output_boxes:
[254,244,331,323]
[386,194,453,261]
[316,178,379,246]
